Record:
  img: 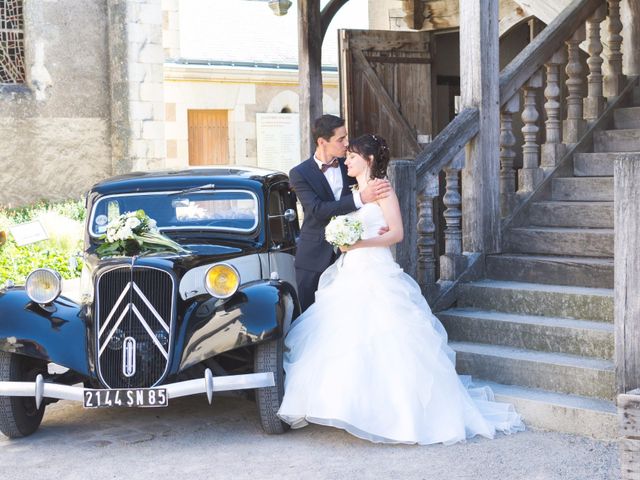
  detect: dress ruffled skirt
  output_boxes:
[277,246,524,445]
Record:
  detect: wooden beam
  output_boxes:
[460,0,501,254]
[320,0,350,40]
[298,0,323,160]
[388,159,417,279]
[622,0,640,75]
[615,154,640,394]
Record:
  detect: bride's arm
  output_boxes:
[342,189,403,250]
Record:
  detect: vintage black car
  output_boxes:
[0,167,300,438]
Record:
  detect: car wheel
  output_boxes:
[253,338,289,434]
[0,351,47,438]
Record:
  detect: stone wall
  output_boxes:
[108,0,166,174]
[0,0,112,206]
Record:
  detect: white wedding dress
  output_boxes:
[277,202,525,445]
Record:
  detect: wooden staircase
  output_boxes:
[436,86,640,439]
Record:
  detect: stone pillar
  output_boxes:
[108,0,166,175]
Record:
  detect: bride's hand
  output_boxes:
[339,243,357,253]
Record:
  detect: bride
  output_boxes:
[277,134,525,445]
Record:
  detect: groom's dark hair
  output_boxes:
[313,115,345,144]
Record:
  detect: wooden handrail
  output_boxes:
[415,0,602,189]
[415,107,478,190]
[499,0,601,105]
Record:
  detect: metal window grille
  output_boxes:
[0,0,25,84]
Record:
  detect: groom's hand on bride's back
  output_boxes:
[360,178,391,204]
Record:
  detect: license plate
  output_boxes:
[83,388,168,409]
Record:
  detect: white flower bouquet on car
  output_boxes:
[325,215,364,248]
[97,210,189,258]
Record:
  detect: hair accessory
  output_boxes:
[371,134,378,142]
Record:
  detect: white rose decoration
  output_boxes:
[125,217,141,230]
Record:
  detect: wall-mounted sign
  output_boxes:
[10,221,48,246]
[256,113,301,174]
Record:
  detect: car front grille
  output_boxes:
[95,266,174,388]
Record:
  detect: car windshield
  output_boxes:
[90,189,259,236]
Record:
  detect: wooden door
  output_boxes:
[188,110,229,165]
[339,29,434,158]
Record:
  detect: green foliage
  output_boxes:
[0,199,85,285]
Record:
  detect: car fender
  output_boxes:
[0,288,90,376]
[178,280,299,371]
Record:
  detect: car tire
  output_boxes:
[0,351,47,438]
[254,338,289,434]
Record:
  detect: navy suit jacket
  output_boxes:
[289,156,358,273]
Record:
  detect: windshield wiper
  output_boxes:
[169,183,216,196]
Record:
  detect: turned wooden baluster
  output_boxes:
[584,5,607,122]
[604,0,626,97]
[542,48,567,170]
[518,71,544,194]
[564,26,587,144]
[440,151,466,282]
[500,94,519,216]
[416,174,439,290]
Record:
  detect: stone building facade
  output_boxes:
[0,0,166,206]
[0,0,112,206]
[0,0,355,206]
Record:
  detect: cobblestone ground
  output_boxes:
[0,395,619,480]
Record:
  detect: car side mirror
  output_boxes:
[283,209,296,222]
[269,209,297,222]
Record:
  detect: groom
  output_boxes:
[289,114,390,312]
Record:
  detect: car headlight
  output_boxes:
[204,264,240,299]
[26,268,62,304]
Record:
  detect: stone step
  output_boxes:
[573,153,616,176]
[614,106,640,129]
[594,128,640,152]
[485,254,613,289]
[439,308,613,359]
[451,342,615,400]
[528,201,613,228]
[504,226,614,258]
[551,177,613,201]
[471,380,617,439]
[456,280,613,322]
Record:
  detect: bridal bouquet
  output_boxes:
[96,210,189,258]
[325,215,363,247]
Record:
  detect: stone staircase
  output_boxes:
[437,87,640,439]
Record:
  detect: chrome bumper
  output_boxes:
[0,369,274,408]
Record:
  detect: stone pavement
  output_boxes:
[0,395,619,480]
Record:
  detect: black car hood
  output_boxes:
[85,242,263,280]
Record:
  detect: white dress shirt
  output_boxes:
[314,156,363,208]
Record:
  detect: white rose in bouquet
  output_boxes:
[325,215,364,247]
[125,216,141,229]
